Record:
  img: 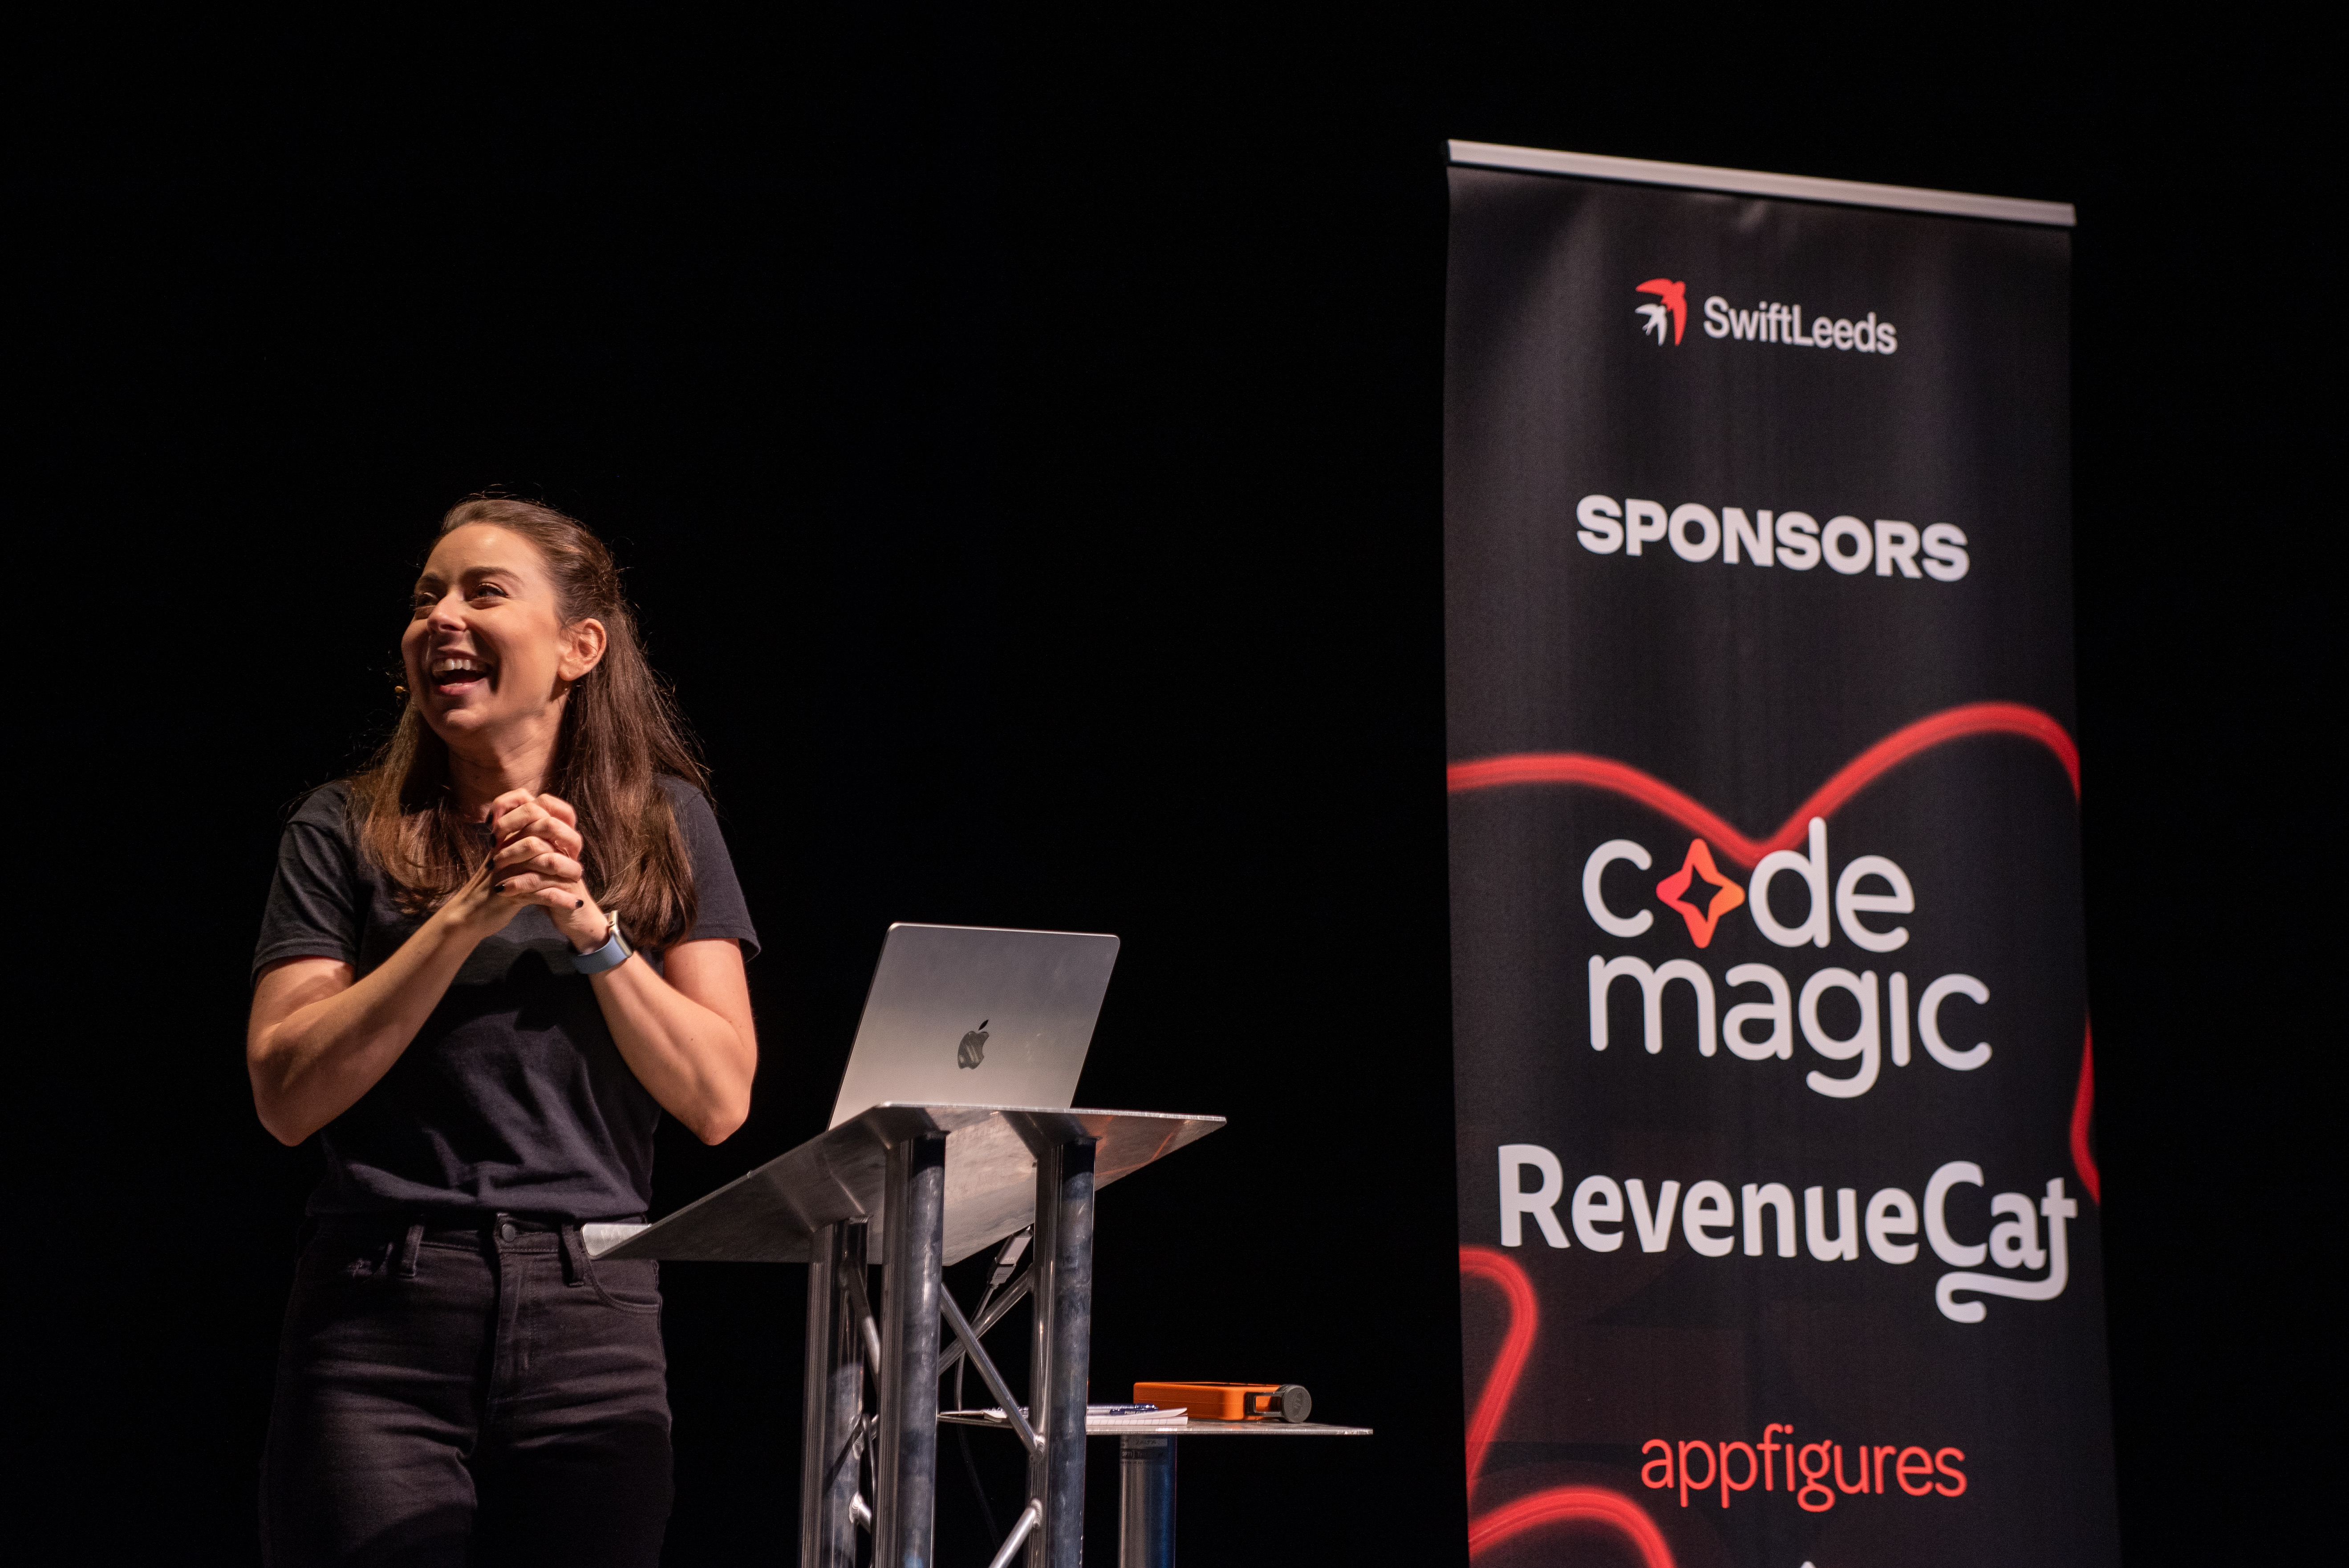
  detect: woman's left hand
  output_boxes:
[487,789,609,952]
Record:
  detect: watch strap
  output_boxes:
[572,916,633,976]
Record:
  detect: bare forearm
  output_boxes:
[248,916,481,1144]
[592,958,755,1143]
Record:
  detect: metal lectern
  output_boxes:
[584,1102,1222,1568]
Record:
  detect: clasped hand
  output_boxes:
[446,790,610,953]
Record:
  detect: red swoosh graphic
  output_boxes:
[1472,1488,1676,1563]
[1461,1246,1539,1500]
[1447,700,2101,1202]
[1461,1246,1674,1566]
[2070,1025,2098,1204]
[1446,700,2079,870]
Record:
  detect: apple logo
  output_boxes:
[957,1020,990,1070]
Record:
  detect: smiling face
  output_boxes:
[401,524,606,763]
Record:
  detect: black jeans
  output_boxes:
[261,1215,673,1568]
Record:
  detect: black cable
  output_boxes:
[955,1420,1000,1550]
[953,1279,995,1412]
[946,1228,1030,1555]
[952,1277,1002,1551]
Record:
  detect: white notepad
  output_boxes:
[970,1403,1187,1430]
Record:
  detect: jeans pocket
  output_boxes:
[297,1233,390,1285]
[585,1254,663,1314]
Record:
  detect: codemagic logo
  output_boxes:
[1638,276,1899,353]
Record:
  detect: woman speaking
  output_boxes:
[247,498,759,1566]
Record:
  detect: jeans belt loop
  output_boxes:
[397,1222,425,1279]
[558,1223,589,1288]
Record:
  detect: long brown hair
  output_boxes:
[346,497,706,950]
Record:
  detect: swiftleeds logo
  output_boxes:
[1633,277,1899,354]
[1635,278,1687,345]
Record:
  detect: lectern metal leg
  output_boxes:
[1118,1435,1176,1568]
[800,1222,867,1568]
[1027,1137,1097,1568]
[876,1134,949,1568]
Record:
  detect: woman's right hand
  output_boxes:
[251,843,522,1146]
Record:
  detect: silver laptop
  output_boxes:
[828,923,1121,1128]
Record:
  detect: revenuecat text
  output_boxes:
[1643,1428,1966,1511]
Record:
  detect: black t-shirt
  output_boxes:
[252,776,760,1220]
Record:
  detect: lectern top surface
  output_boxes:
[589,1103,1223,1264]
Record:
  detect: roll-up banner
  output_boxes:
[1443,144,2118,1567]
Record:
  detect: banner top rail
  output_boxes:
[1448,140,2076,228]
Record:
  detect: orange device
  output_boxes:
[1132,1382,1312,1423]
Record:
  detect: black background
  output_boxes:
[13,12,2319,1565]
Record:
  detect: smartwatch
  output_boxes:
[572,913,634,976]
